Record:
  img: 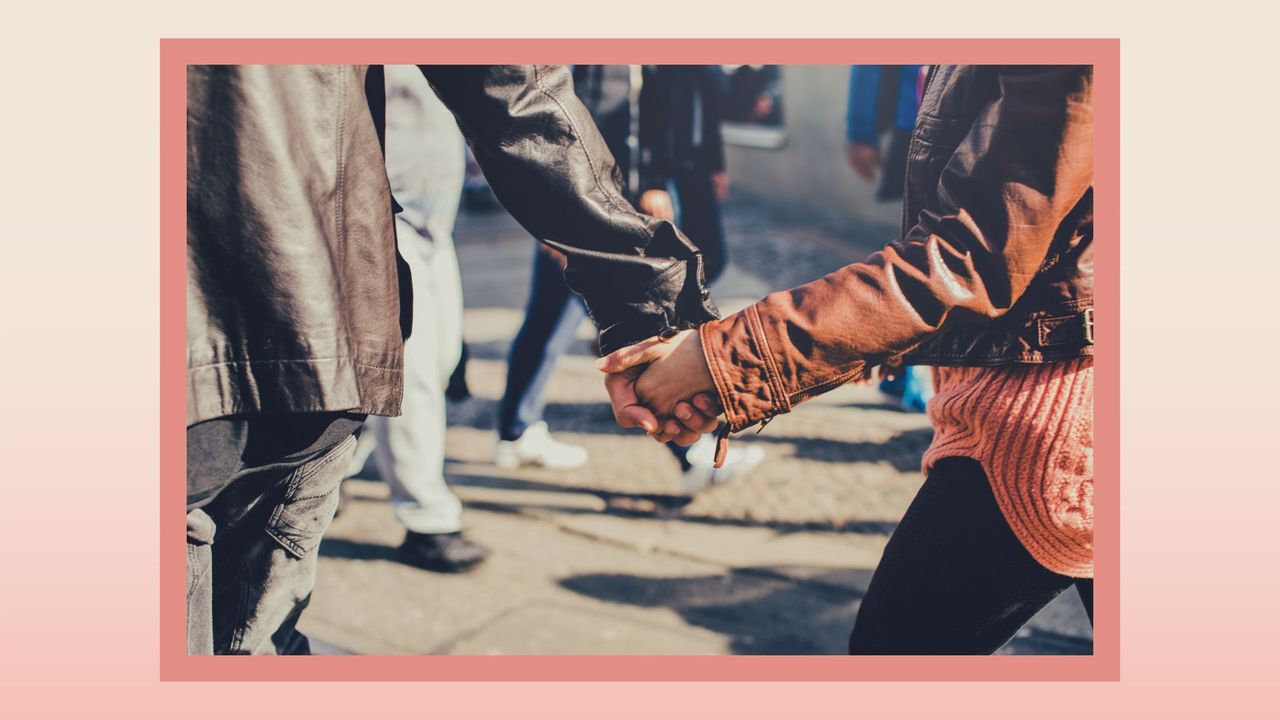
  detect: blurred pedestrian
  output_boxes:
[637,65,729,282]
[723,64,784,126]
[496,65,762,492]
[494,65,634,472]
[844,65,924,199]
[344,66,488,574]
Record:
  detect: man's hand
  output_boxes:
[752,93,775,122]
[539,242,569,270]
[845,142,881,184]
[597,329,722,445]
[711,172,730,203]
[639,189,675,221]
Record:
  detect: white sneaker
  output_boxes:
[679,434,766,494]
[494,421,589,471]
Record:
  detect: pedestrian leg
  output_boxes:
[374,217,465,535]
[673,171,727,283]
[498,245,581,441]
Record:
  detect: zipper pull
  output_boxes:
[713,417,771,469]
[713,424,731,469]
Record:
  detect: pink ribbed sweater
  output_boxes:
[922,358,1094,578]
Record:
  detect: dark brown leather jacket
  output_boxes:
[187,65,717,425]
[701,65,1094,433]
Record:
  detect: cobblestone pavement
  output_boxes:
[300,194,1094,656]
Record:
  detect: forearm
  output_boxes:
[701,237,1004,431]
[420,64,718,352]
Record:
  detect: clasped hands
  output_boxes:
[595,329,722,445]
[600,181,730,444]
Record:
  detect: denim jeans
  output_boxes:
[498,244,590,441]
[186,433,356,655]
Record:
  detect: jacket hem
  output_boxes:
[187,355,403,426]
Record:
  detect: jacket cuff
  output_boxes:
[591,256,719,355]
[699,305,792,433]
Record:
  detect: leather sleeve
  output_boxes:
[419,64,718,353]
[700,65,1094,431]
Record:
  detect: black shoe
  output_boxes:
[395,531,490,573]
[445,343,472,402]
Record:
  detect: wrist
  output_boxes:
[675,328,715,396]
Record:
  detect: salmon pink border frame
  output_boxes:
[160,38,1119,682]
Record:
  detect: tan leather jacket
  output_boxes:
[187,65,718,425]
[701,65,1094,433]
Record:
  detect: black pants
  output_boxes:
[849,457,1093,655]
[671,170,726,284]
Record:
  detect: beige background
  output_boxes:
[2,1,1277,716]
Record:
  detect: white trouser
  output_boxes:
[348,66,466,534]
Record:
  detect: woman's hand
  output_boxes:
[597,329,722,445]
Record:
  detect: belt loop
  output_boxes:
[1084,307,1094,344]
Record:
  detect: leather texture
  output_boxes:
[422,65,719,351]
[701,65,1095,433]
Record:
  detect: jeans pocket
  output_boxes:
[264,434,355,559]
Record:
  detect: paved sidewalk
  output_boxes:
[299,195,1094,655]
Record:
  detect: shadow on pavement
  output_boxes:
[749,428,933,472]
[447,397,634,437]
[839,401,926,413]
[559,567,870,654]
[559,567,1092,656]
[317,537,398,562]
[440,468,901,536]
